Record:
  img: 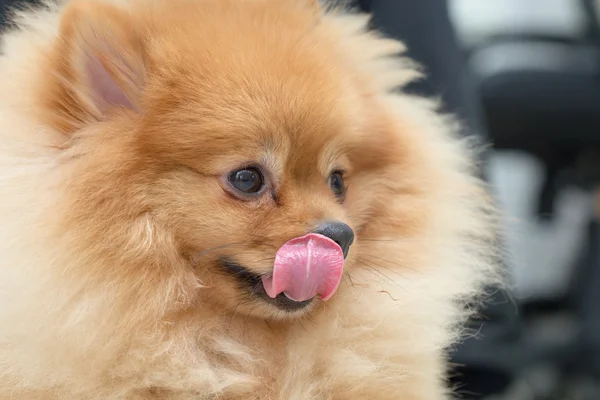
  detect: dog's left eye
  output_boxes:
[228,167,264,194]
[329,171,345,200]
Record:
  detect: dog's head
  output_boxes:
[37,0,449,321]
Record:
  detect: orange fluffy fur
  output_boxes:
[0,0,500,399]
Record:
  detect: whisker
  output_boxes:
[359,253,420,274]
[220,292,249,304]
[357,238,409,243]
[242,306,257,344]
[263,319,275,334]
[354,259,410,294]
[297,319,315,339]
[354,260,396,285]
[228,299,250,328]
[192,242,250,265]
[343,271,355,288]
[378,290,400,301]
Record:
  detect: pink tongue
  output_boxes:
[262,233,345,302]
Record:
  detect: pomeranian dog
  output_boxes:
[0,0,499,398]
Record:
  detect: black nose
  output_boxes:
[314,221,354,258]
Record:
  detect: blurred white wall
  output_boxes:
[449,0,586,47]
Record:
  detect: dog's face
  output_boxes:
[136,54,362,318]
[38,0,423,320]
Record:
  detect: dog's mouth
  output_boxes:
[219,233,346,313]
[219,258,314,312]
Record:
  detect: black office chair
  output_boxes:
[469,0,600,217]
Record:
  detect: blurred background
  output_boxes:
[451,1,600,399]
[2,0,600,399]
[354,0,600,398]
[427,0,600,399]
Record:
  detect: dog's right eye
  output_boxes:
[228,167,264,194]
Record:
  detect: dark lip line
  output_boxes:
[219,257,263,286]
[218,257,313,312]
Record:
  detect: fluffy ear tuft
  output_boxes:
[40,1,146,133]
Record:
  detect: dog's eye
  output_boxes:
[329,171,345,200]
[228,167,264,194]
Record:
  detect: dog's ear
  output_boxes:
[39,1,146,134]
